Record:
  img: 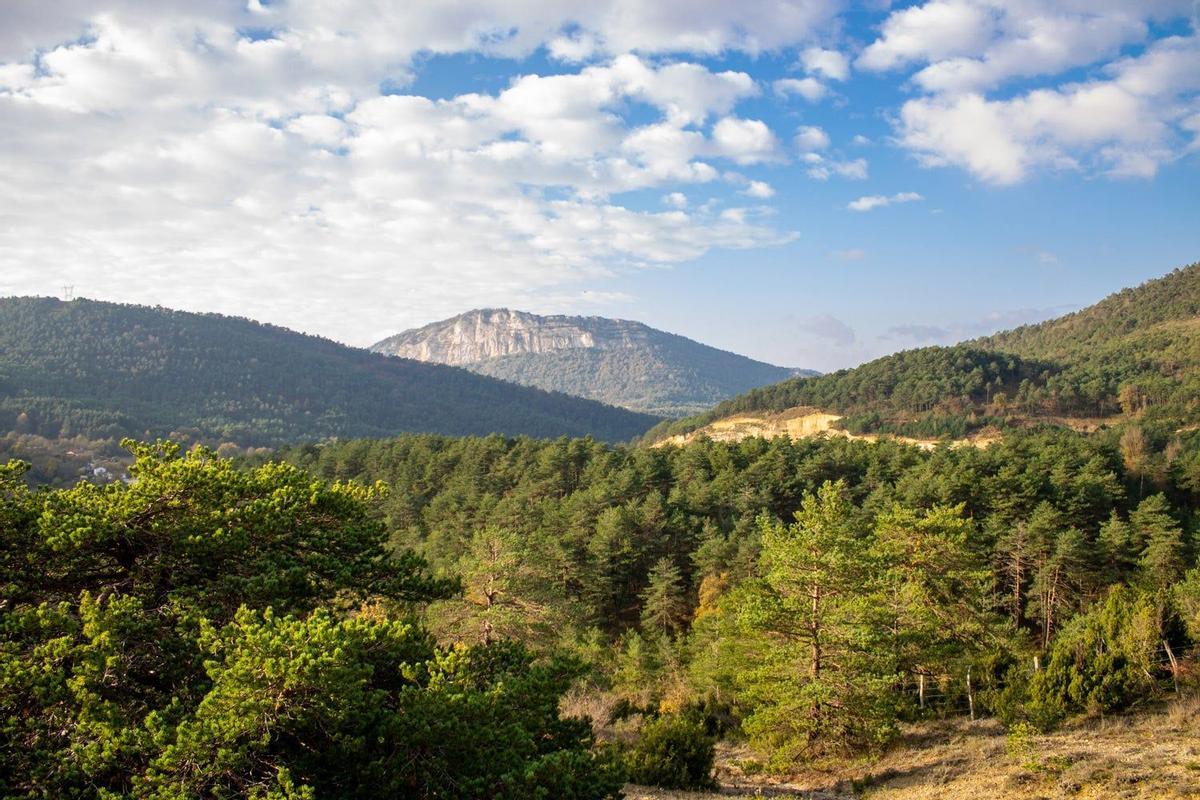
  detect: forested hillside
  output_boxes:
[646,263,1200,443]
[0,298,658,446]
[372,309,812,416]
[271,426,1200,776]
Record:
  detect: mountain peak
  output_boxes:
[371,310,816,418]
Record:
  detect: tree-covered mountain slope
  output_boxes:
[0,297,659,446]
[371,308,815,417]
[646,262,1200,443]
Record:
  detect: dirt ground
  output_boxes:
[624,698,1200,799]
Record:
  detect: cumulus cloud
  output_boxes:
[858,0,996,72]
[860,1,1199,184]
[896,35,1200,183]
[0,5,815,342]
[743,180,776,198]
[663,192,689,208]
[846,191,922,211]
[711,117,782,164]
[806,155,868,180]
[794,125,831,151]
[800,46,850,81]
[774,77,828,102]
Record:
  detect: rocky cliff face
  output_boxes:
[371,309,645,364]
[370,309,814,417]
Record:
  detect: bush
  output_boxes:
[1026,587,1168,728]
[623,714,717,790]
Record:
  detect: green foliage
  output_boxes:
[640,558,690,637]
[268,425,1200,762]
[0,442,621,800]
[646,262,1200,442]
[646,345,1041,441]
[733,482,900,760]
[1026,587,1170,727]
[622,714,717,791]
[0,297,658,447]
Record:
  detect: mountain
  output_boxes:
[645,262,1200,444]
[0,298,659,447]
[370,309,815,417]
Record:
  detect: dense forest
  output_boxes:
[268,425,1200,764]
[467,345,804,419]
[7,427,1198,797]
[0,298,658,447]
[646,263,1200,442]
[4,265,1200,796]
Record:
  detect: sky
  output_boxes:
[0,1,1197,372]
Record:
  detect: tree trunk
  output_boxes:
[810,585,822,678]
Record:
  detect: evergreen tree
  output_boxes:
[874,504,999,695]
[1098,511,1137,581]
[733,481,897,761]
[640,557,690,637]
[1132,494,1187,591]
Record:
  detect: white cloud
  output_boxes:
[663,191,689,208]
[711,117,781,164]
[0,6,810,343]
[794,125,831,151]
[834,248,866,261]
[847,191,922,211]
[896,35,1200,184]
[858,1,1199,183]
[774,77,828,102]
[858,0,995,72]
[742,180,775,198]
[804,154,868,180]
[910,11,1148,94]
[800,46,850,81]
[859,0,1187,93]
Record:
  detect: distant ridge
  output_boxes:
[645,262,1200,443]
[371,308,816,417]
[0,297,660,446]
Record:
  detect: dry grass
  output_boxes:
[624,698,1200,800]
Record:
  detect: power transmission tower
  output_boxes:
[62,285,75,301]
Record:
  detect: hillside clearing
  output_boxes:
[625,700,1200,799]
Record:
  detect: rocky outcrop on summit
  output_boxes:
[374,309,632,364]
[371,309,816,418]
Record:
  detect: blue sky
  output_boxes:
[0,1,1197,371]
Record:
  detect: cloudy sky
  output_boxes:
[1,1,1197,371]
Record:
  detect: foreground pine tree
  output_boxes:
[0,442,623,800]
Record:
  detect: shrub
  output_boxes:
[623,714,717,790]
[1026,587,1167,728]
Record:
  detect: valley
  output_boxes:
[3,263,1200,799]
[4,4,1198,798]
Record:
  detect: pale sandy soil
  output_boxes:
[625,699,1200,800]
[653,407,999,451]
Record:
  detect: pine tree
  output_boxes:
[733,481,897,761]
[874,503,998,697]
[640,557,690,637]
[1098,511,1137,581]
[1027,527,1093,648]
[1130,494,1186,591]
